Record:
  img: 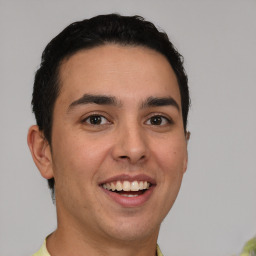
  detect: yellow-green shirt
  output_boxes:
[33,239,164,256]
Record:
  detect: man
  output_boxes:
[27,14,190,256]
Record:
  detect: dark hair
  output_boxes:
[32,13,190,193]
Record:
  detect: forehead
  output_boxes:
[57,44,181,106]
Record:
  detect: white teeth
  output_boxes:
[111,182,115,191]
[139,181,144,190]
[102,180,151,192]
[120,194,139,197]
[116,181,122,191]
[131,181,139,191]
[123,181,130,191]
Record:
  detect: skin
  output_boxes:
[28,44,188,256]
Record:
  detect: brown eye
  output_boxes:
[150,116,163,125]
[146,115,171,126]
[84,115,109,125]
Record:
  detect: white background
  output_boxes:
[0,0,255,255]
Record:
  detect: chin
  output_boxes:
[101,216,160,244]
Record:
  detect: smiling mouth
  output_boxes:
[102,181,151,197]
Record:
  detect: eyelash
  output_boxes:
[145,115,173,126]
[81,113,173,127]
[81,114,111,126]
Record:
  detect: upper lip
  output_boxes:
[99,174,156,185]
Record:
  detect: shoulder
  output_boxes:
[157,244,164,256]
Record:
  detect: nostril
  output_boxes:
[116,154,147,163]
[119,155,146,162]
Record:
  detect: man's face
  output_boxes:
[49,44,188,242]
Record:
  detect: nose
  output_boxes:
[111,122,149,165]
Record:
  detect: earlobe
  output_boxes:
[183,155,188,174]
[27,125,54,179]
[186,131,191,142]
[183,131,190,174]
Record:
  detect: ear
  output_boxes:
[27,125,54,179]
[186,131,191,142]
[182,131,191,174]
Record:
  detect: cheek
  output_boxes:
[150,137,187,219]
[152,136,187,178]
[52,131,111,181]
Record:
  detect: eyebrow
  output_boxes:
[68,94,120,112]
[141,96,180,111]
[67,94,180,112]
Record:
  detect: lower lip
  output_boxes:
[101,186,155,207]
